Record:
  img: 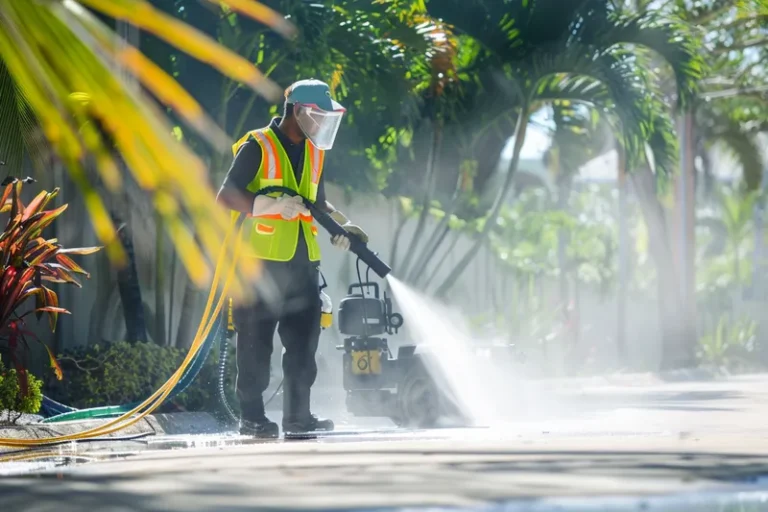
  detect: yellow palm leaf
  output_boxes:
[0,0,292,295]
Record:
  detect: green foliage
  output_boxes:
[425,0,703,179]
[47,341,236,416]
[0,359,43,424]
[697,314,761,372]
[492,185,617,288]
[1,178,100,394]
[720,188,757,249]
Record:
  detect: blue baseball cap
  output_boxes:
[285,79,345,112]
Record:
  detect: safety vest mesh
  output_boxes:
[230,127,325,262]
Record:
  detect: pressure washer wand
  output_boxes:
[255,187,392,279]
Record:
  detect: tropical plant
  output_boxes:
[0,0,293,295]
[719,187,758,283]
[0,178,100,394]
[697,314,760,372]
[0,360,43,425]
[410,0,703,298]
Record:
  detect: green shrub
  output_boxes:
[0,360,43,424]
[46,340,238,417]
[697,314,761,373]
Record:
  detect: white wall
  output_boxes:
[40,179,663,374]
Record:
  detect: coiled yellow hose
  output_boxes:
[0,218,245,448]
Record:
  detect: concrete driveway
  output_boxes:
[2,374,768,511]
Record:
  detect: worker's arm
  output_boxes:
[315,171,369,246]
[314,174,337,214]
[216,140,259,214]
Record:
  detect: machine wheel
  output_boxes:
[395,363,440,428]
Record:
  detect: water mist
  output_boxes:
[386,275,528,427]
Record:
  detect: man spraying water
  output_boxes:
[216,79,369,438]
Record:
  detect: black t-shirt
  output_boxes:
[219,118,326,263]
[219,117,327,205]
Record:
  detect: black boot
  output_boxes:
[239,417,279,438]
[283,414,334,435]
[282,381,333,434]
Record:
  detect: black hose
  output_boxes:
[217,318,283,425]
[217,327,239,424]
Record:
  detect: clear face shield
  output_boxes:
[294,104,344,150]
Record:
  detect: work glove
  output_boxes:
[252,195,309,220]
[329,210,369,251]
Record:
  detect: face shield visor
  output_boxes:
[294,103,345,150]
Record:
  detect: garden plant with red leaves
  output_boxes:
[0,177,100,395]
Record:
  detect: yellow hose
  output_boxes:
[0,218,245,448]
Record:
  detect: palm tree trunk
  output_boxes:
[113,212,148,343]
[154,213,166,346]
[399,117,443,281]
[408,161,466,286]
[389,205,408,271]
[434,106,530,298]
[414,224,451,288]
[421,229,462,291]
[616,145,629,364]
[88,251,113,344]
[175,276,201,350]
[556,173,572,345]
[630,165,692,370]
[168,252,177,346]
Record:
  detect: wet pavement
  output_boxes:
[4,374,768,511]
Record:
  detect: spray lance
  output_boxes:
[253,186,392,278]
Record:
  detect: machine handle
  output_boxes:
[253,186,392,278]
[348,282,380,299]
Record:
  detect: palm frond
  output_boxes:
[711,126,764,193]
[529,45,679,178]
[600,11,705,108]
[644,100,678,181]
[0,60,25,178]
[0,0,289,295]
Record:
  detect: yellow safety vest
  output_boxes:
[230,126,325,262]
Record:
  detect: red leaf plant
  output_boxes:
[0,177,101,395]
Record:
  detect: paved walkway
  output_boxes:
[2,374,768,511]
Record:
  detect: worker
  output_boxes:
[216,79,368,438]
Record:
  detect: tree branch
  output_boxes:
[712,37,768,54]
[701,84,768,100]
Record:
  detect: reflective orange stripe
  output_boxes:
[309,143,324,184]
[253,132,273,180]
[262,132,283,180]
[252,213,314,222]
[317,149,325,182]
[255,223,275,234]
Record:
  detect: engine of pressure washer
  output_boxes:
[338,294,386,337]
[337,282,402,338]
[337,282,404,397]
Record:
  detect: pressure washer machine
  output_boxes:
[336,271,465,428]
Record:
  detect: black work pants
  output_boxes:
[233,249,321,425]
